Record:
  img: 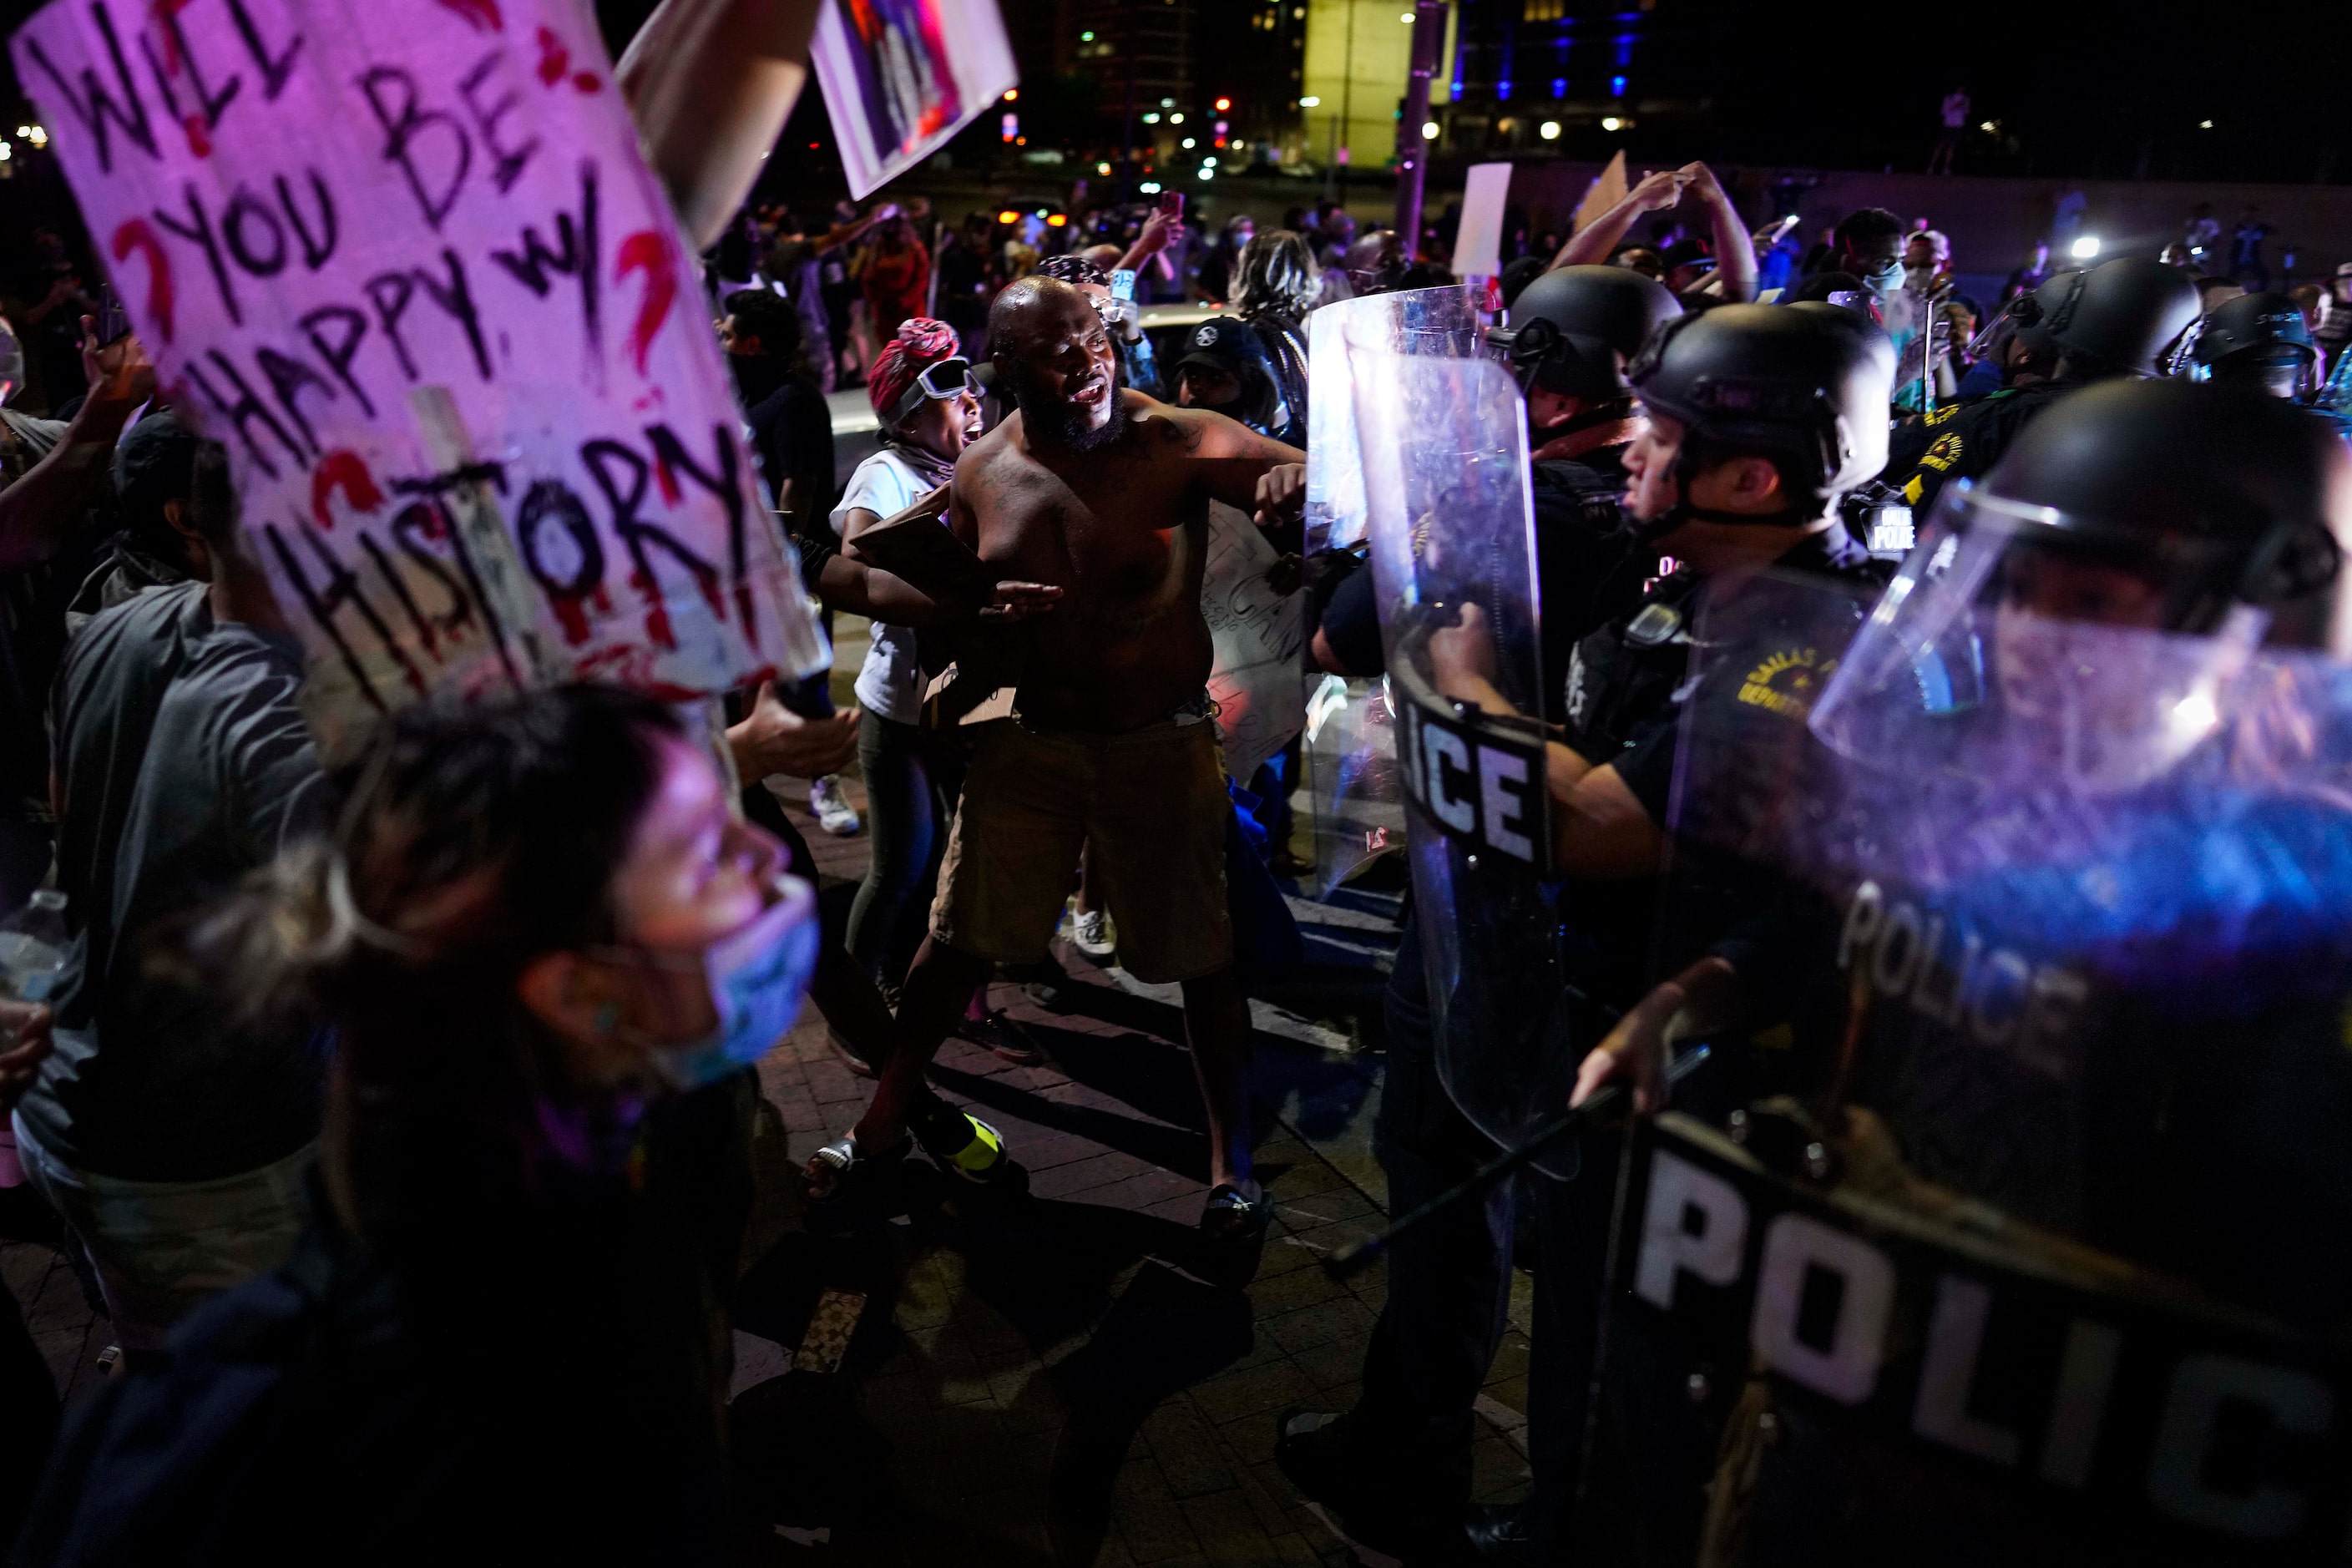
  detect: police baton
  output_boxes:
[1322,1044,1711,1280]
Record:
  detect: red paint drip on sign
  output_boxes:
[615,231,676,377]
[630,569,677,650]
[735,583,760,648]
[150,0,195,73]
[181,114,211,159]
[549,595,591,645]
[109,220,174,343]
[435,0,503,29]
[534,26,569,84]
[310,451,385,529]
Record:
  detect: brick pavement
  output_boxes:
[732,771,1536,1565]
[0,681,1539,1565]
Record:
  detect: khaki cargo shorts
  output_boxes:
[930,715,1232,984]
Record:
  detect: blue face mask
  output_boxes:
[1865,260,1905,296]
[645,876,819,1091]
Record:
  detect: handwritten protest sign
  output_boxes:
[13,0,825,749]
[812,0,1017,200]
[1202,501,1304,783]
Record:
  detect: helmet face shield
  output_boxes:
[1810,484,2269,797]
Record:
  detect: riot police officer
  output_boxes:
[1280,302,1900,1565]
[1282,269,1680,1566]
[1883,256,2200,517]
[1571,377,2352,1565]
[2193,288,2320,400]
[1313,266,1686,685]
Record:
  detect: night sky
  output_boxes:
[0,0,2345,188]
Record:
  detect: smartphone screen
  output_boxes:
[1159,190,1184,222]
[1110,269,1137,302]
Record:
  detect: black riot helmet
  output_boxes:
[2007,256,2200,379]
[1626,301,1896,526]
[2191,290,2318,398]
[1812,379,2351,791]
[1489,264,1683,404]
[1980,377,2344,634]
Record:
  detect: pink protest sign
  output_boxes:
[13,0,825,743]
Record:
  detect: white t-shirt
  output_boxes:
[829,448,937,726]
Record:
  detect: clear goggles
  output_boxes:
[887,356,976,424]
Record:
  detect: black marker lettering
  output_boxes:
[274,170,336,270]
[649,422,751,634]
[260,522,387,712]
[357,529,442,661]
[458,49,539,194]
[388,502,474,631]
[224,0,304,99]
[409,249,493,381]
[221,185,286,277]
[357,66,472,231]
[296,305,373,417]
[139,9,240,131]
[489,160,601,367]
[254,345,335,458]
[182,353,302,478]
[18,11,158,174]
[583,436,722,604]
[362,270,420,379]
[293,525,427,697]
[151,182,240,325]
[514,478,604,639]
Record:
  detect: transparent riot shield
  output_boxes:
[1300,673,1406,897]
[1306,286,1484,554]
[1297,286,1482,896]
[1346,314,1574,1168]
[1582,554,2352,1568]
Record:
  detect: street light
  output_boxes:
[1420,121,1439,139]
[1539,121,1560,139]
[2071,235,2102,260]
[1299,96,1321,108]
[1601,116,1621,132]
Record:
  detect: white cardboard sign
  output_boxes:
[1451,161,1514,281]
[1203,500,1305,783]
[13,0,823,743]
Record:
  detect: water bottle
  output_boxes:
[0,890,68,1006]
[0,889,65,1188]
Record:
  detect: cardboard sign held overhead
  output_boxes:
[13,0,826,751]
[1451,162,1515,282]
[1574,149,1628,237]
[812,0,1018,200]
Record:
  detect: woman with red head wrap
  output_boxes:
[833,320,1036,1065]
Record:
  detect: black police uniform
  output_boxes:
[1880,381,2075,517]
[1306,441,1650,1551]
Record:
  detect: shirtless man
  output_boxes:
[817,276,1303,1242]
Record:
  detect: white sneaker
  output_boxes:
[809,776,862,837]
[1071,907,1116,960]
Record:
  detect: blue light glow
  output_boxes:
[1551,78,1566,97]
[1611,73,1626,95]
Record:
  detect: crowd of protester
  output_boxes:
[1,1,2351,1559]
